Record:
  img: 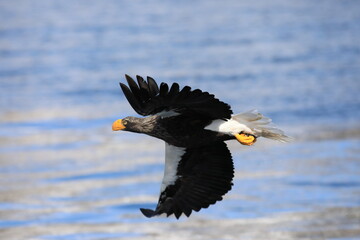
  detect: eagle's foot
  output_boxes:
[235,133,257,146]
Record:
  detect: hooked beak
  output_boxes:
[234,133,257,146]
[112,119,126,131]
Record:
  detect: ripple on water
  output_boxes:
[1,0,360,239]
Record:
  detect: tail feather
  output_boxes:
[232,110,292,142]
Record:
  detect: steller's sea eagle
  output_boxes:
[112,75,290,219]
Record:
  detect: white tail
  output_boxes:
[232,110,292,142]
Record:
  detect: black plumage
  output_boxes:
[114,75,241,219]
[120,74,232,119]
[140,142,234,219]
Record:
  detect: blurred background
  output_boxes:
[1,0,359,239]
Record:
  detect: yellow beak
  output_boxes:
[112,119,126,131]
[235,133,256,146]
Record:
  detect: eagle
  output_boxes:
[112,75,290,219]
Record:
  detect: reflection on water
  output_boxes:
[1,0,360,239]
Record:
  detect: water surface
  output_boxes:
[1,0,360,239]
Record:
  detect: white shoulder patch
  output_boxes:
[204,119,253,135]
[160,143,186,192]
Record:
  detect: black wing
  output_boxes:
[120,75,233,120]
[140,141,234,219]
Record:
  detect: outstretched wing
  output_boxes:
[140,141,234,219]
[120,75,233,120]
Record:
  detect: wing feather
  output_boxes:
[159,82,169,97]
[168,83,180,98]
[125,74,142,99]
[120,75,232,119]
[136,75,150,100]
[140,141,234,219]
[147,76,159,96]
[119,83,142,114]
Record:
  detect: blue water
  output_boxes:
[0,0,360,239]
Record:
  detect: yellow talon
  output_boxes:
[235,133,257,146]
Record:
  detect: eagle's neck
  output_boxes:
[125,116,160,134]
